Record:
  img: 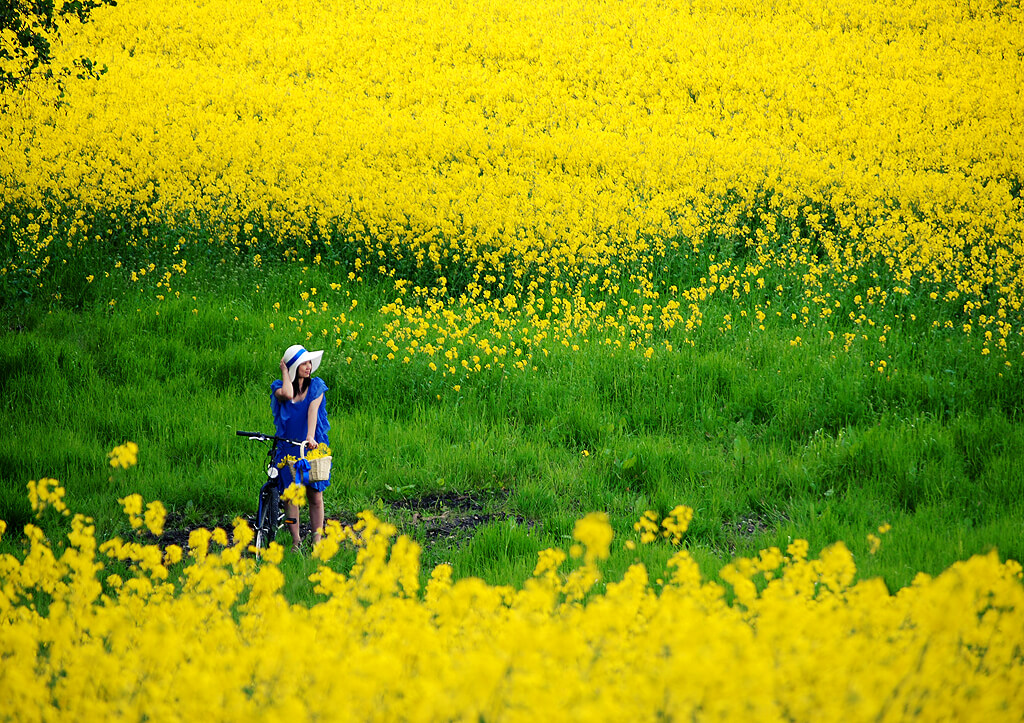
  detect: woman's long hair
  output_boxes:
[294,374,310,396]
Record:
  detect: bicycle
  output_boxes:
[236,430,309,555]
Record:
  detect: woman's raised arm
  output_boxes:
[305,393,323,449]
[275,357,295,401]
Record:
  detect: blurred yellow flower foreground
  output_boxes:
[1,486,1022,721]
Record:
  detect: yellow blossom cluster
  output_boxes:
[632,505,693,545]
[1,484,1022,720]
[280,482,307,508]
[107,441,139,469]
[26,478,69,518]
[2,0,1023,369]
[867,522,892,555]
[117,493,166,536]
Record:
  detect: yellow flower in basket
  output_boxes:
[307,445,331,461]
[306,444,332,482]
[278,445,332,482]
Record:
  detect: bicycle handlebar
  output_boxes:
[236,430,308,449]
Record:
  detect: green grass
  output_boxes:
[2,261,1022,604]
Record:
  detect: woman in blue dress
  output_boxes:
[271,344,330,552]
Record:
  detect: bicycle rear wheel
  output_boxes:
[253,483,280,555]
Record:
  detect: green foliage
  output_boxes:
[0,0,117,108]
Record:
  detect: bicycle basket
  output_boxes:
[309,455,332,482]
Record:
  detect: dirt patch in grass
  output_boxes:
[390,489,531,546]
[149,488,527,556]
[720,508,788,555]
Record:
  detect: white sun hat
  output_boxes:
[282,344,324,381]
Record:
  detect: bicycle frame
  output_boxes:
[236,430,308,553]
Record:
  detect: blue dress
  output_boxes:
[270,376,331,491]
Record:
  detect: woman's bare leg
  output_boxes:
[286,501,301,549]
[308,489,324,544]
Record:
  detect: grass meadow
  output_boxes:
[3,257,1020,599]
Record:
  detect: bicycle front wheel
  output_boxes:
[253,483,280,555]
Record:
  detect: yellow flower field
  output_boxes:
[2,485,1023,720]
[2,0,1023,373]
[3,5,1024,717]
